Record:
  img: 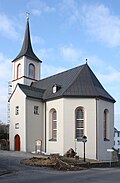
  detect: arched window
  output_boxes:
[104,109,109,140]
[75,107,84,140]
[17,64,21,79]
[29,63,35,79]
[49,109,57,141]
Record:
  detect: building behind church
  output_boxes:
[114,128,120,153]
[9,18,116,161]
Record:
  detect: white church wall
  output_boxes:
[46,99,64,155]
[9,85,26,151]
[97,99,114,160]
[26,98,43,152]
[46,97,97,159]
[63,98,97,160]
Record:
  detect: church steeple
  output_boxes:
[12,17,42,63]
[12,17,42,90]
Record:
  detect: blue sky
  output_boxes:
[0,0,120,129]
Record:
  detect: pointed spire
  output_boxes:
[12,17,42,62]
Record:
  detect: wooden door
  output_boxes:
[15,135,20,151]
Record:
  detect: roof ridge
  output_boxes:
[38,64,86,82]
[85,65,116,102]
[86,65,111,97]
[62,64,85,96]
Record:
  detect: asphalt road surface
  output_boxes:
[0,150,120,183]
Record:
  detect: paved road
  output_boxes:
[0,150,120,183]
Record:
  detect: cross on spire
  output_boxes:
[26,12,30,21]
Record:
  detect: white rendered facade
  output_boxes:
[10,90,114,160]
[9,85,27,151]
[9,19,115,161]
[46,98,114,160]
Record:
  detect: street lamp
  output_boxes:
[82,135,87,162]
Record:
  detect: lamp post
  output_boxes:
[82,135,87,162]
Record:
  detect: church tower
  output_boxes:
[12,17,42,90]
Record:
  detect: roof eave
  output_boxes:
[12,55,42,63]
[43,94,116,103]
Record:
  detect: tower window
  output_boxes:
[29,63,35,79]
[17,64,21,79]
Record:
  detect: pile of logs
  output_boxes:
[64,148,76,158]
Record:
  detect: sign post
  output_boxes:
[107,149,114,167]
[82,135,87,162]
[35,140,42,154]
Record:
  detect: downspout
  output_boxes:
[96,98,98,159]
[25,96,27,152]
[45,101,46,152]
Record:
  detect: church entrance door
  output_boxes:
[15,134,20,151]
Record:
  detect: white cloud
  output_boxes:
[27,0,56,16]
[0,14,19,40]
[82,4,120,47]
[97,66,120,84]
[32,35,45,45]
[59,0,80,24]
[37,48,54,61]
[59,1,120,47]
[60,45,83,62]
[41,64,65,79]
[86,55,105,68]
[0,52,11,80]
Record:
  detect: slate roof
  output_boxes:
[12,18,42,63]
[29,63,115,103]
[19,84,45,100]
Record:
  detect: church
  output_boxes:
[9,18,115,161]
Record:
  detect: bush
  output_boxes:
[0,133,7,140]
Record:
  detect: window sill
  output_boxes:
[76,138,82,142]
[104,138,110,141]
[49,138,57,142]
